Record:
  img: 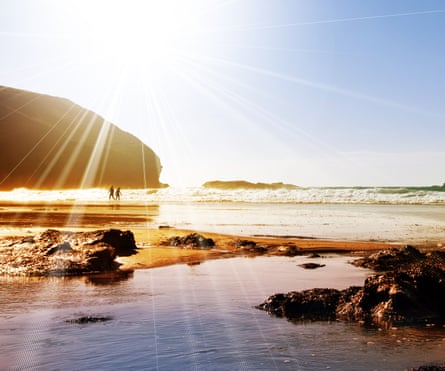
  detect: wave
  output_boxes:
[1,186,445,205]
[202,180,300,190]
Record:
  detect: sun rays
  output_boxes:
[1,1,445,188]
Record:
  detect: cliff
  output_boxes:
[0,86,163,190]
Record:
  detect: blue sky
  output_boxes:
[1,0,444,186]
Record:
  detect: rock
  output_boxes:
[257,288,341,321]
[235,239,257,248]
[276,245,301,256]
[298,262,325,269]
[66,315,113,324]
[258,246,445,326]
[0,229,138,276]
[45,241,73,255]
[352,245,425,271]
[409,366,445,371]
[90,229,137,256]
[164,233,215,249]
[0,85,164,190]
[235,239,267,253]
[158,225,172,229]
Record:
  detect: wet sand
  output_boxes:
[117,227,404,271]
[1,200,441,272]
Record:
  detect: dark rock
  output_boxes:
[353,245,425,271]
[235,239,267,253]
[249,245,268,253]
[235,239,257,248]
[45,242,73,255]
[66,315,113,324]
[86,243,118,271]
[90,229,137,256]
[0,229,138,276]
[258,246,445,326]
[276,245,301,256]
[307,253,321,258]
[298,262,325,269]
[164,233,215,249]
[257,288,341,321]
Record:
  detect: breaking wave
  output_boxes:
[1,186,445,205]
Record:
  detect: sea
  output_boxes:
[1,185,445,370]
[1,185,444,242]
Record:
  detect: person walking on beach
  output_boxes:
[109,185,115,200]
[115,187,121,200]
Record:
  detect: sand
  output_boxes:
[0,201,426,272]
[117,227,403,271]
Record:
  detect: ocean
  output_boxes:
[0,185,444,243]
[2,185,445,204]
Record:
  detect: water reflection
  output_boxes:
[1,256,444,370]
[82,270,134,286]
[0,201,160,231]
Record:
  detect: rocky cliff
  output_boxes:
[0,86,163,190]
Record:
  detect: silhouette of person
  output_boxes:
[109,185,115,200]
[115,187,121,200]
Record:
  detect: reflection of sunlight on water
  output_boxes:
[0,188,113,202]
[1,256,444,370]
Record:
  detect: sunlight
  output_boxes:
[67,0,210,79]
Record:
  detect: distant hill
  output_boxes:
[203,180,299,190]
[0,86,164,190]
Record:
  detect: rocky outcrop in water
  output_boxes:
[257,246,445,326]
[66,315,113,324]
[298,262,326,269]
[0,229,137,276]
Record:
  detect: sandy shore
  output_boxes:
[1,200,442,272]
[117,227,405,271]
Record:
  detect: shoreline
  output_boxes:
[0,225,411,275]
[117,227,408,271]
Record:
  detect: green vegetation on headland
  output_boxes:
[203,180,300,190]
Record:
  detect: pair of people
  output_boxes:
[108,186,121,200]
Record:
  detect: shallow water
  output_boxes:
[1,255,444,370]
[1,201,444,244]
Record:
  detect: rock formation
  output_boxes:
[257,246,445,326]
[162,233,215,249]
[0,229,138,276]
[0,85,164,190]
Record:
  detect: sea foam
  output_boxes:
[1,186,445,204]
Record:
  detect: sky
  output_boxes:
[1,0,444,187]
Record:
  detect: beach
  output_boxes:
[1,190,445,370]
[1,197,442,272]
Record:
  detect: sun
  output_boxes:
[68,0,209,78]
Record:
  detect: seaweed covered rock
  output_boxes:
[258,246,445,326]
[0,229,138,276]
[257,288,342,321]
[352,245,426,271]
